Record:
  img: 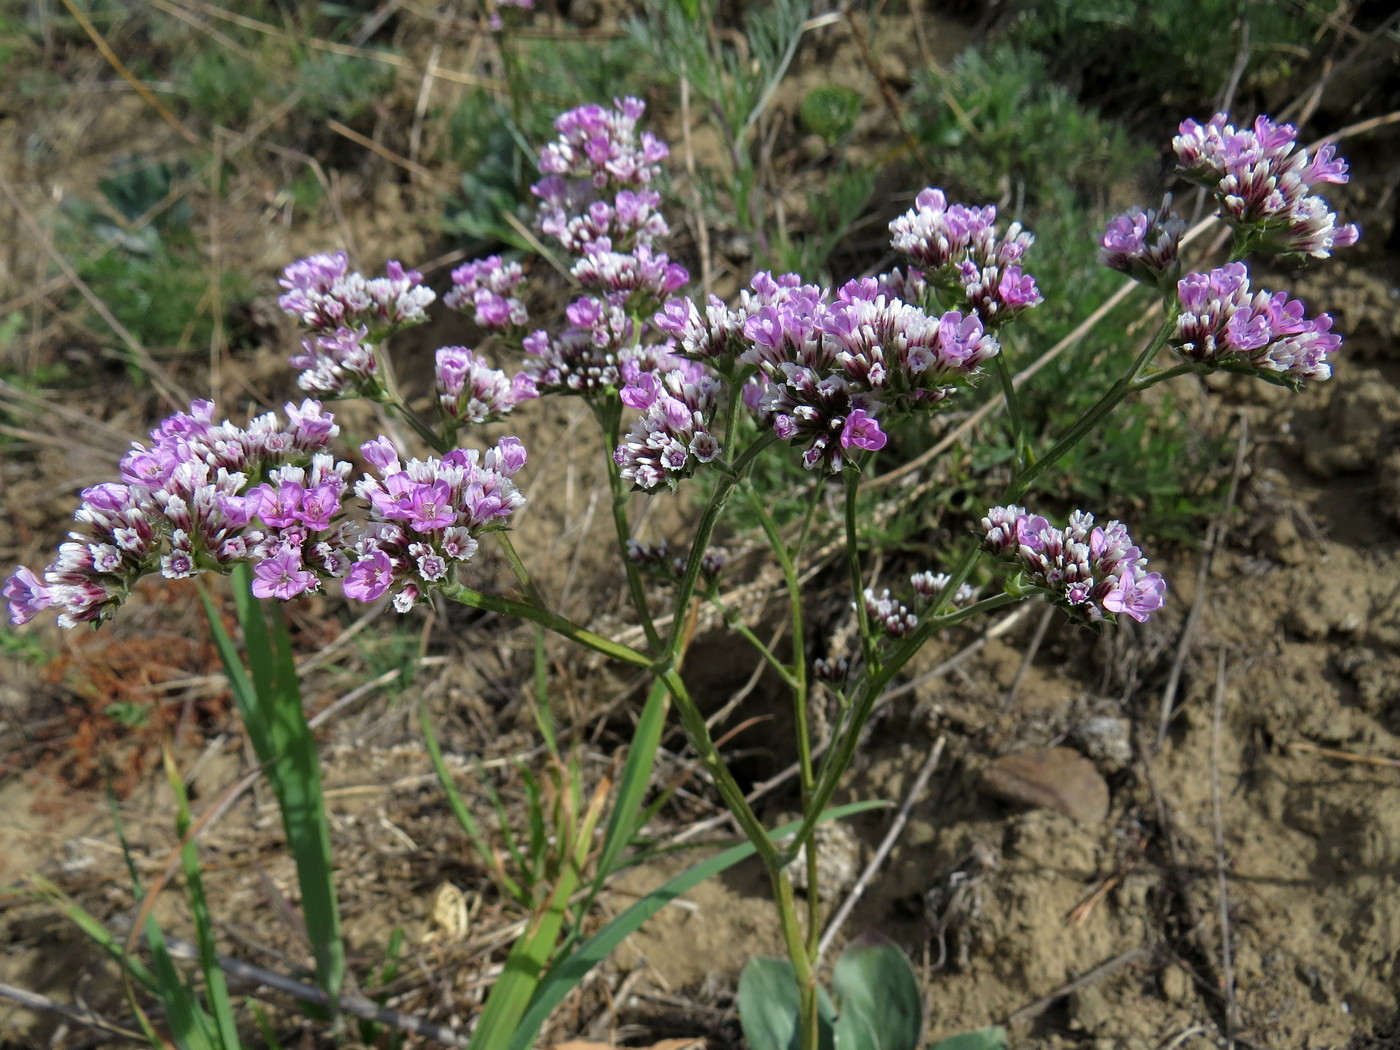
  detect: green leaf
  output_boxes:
[832,933,923,1050]
[202,568,344,1000]
[739,958,800,1050]
[799,84,862,145]
[504,801,884,1050]
[927,1027,1008,1050]
[165,750,240,1050]
[596,678,669,880]
[738,958,835,1050]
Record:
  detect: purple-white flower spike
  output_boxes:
[8,400,352,629]
[1172,113,1359,258]
[1174,262,1341,384]
[288,325,380,398]
[443,256,529,330]
[614,356,724,491]
[862,588,919,639]
[346,436,526,610]
[435,346,533,425]
[279,255,436,334]
[532,98,673,255]
[980,506,1167,624]
[1098,197,1186,290]
[888,188,1041,326]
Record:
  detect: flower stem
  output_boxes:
[439,582,651,670]
[1004,313,1177,503]
[594,400,662,652]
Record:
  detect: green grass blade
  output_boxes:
[25,876,161,992]
[595,678,668,881]
[166,750,242,1050]
[505,800,887,1050]
[205,566,344,1001]
[419,708,527,904]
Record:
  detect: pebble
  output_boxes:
[979,747,1110,824]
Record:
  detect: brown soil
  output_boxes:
[3,5,1399,1050]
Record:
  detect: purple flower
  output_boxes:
[889,188,1038,302]
[1173,113,1360,258]
[839,408,887,452]
[344,550,395,601]
[408,480,456,531]
[252,550,318,600]
[1174,262,1341,383]
[443,256,529,329]
[434,346,529,424]
[1098,198,1186,289]
[279,255,436,334]
[4,566,53,625]
[863,588,918,638]
[288,325,379,398]
[980,506,1166,624]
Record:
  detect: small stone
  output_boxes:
[979,747,1110,824]
[1074,715,1133,768]
[790,821,862,901]
[1161,962,1193,1005]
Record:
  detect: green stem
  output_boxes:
[595,400,663,653]
[844,468,878,677]
[665,432,778,652]
[1005,314,1176,503]
[742,484,824,953]
[704,590,797,688]
[439,582,651,671]
[993,347,1028,470]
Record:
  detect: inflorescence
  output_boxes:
[981,506,1166,624]
[12,105,1361,633]
[5,401,527,626]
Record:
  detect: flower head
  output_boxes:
[1173,113,1359,258]
[1174,262,1340,384]
[1098,198,1186,289]
[981,506,1166,624]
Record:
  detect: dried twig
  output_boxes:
[817,736,946,959]
[1003,946,1149,1026]
[1210,652,1237,1048]
[1157,414,1249,751]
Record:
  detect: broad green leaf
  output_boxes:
[927,1027,1008,1050]
[505,801,885,1050]
[832,933,922,1050]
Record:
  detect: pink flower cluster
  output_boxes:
[522,99,688,404]
[667,271,1001,473]
[1173,262,1340,383]
[1098,197,1186,289]
[981,506,1167,624]
[278,252,436,397]
[345,436,527,611]
[614,356,723,490]
[5,399,343,627]
[5,400,530,628]
[279,251,436,334]
[443,255,529,330]
[624,537,726,584]
[435,346,537,425]
[1173,114,1359,258]
[862,588,918,638]
[888,188,1042,326]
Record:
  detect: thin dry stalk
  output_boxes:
[1156,414,1249,751]
[1210,652,1237,1049]
[816,735,946,959]
[1003,946,1149,1026]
